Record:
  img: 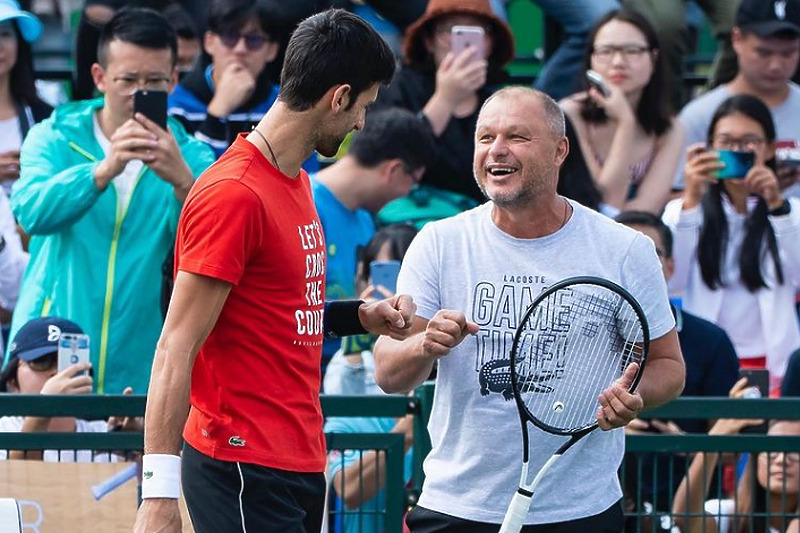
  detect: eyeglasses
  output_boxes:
[23,354,58,373]
[712,135,766,152]
[592,44,651,63]
[217,31,270,51]
[110,74,172,96]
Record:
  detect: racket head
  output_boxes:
[510,276,649,437]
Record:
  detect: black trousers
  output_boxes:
[406,499,624,533]
[181,443,326,533]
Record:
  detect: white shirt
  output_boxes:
[716,200,766,358]
[398,201,675,524]
[93,113,143,208]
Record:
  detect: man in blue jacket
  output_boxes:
[8,8,215,395]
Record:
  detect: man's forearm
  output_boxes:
[143,346,193,456]
[639,357,685,410]
[373,334,432,394]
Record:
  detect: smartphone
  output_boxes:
[57,333,91,375]
[370,260,401,300]
[133,89,168,130]
[740,368,769,433]
[586,69,610,97]
[715,149,754,180]
[776,140,800,171]
[451,25,485,61]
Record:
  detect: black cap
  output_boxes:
[736,0,800,38]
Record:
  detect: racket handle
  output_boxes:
[498,490,532,533]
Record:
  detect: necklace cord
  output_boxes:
[251,128,280,173]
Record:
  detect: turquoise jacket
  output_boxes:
[8,98,215,394]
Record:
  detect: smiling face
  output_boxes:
[473,90,568,209]
[590,19,654,96]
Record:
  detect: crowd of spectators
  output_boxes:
[1,0,800,529]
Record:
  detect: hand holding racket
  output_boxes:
[596,362,644,430]
[499,276,649,533]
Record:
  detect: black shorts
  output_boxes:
[406,499,624,533]
[181,443,326,533]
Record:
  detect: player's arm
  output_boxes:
[636,329,685,409]
[133,270,231,532]
[374,310,479,393]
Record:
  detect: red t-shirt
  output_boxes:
[177,135,326,472]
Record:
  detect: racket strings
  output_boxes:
[514,284,645,433]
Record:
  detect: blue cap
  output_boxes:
[0,0,43,43]
[8,317,84,362]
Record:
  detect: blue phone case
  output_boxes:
[370,260,401,299]
[716,149,754,179]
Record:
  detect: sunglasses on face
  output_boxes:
[218,31,270,51]
[24,353,58,373]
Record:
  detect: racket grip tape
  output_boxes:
[498,490,532,533]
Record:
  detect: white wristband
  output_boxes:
[141,454,181,499]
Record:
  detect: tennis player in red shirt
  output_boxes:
[134,9,413,533]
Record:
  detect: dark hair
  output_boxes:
[0,357,18,392]
[162,2,198,40]
[97,8,178,68]
[206,0,285,39]
[350,108,438,170]
[279,9,395,112]
[357,224,418,287]
[615,210,674,258]
[558,114,602,211]
[699,94,783,291]
[580,9,672,136]
[7,21,45,110]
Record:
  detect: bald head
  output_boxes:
[481,86,566,138]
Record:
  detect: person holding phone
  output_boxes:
[374,0,515,209]
[0,317,141,463]
[664,94,800,393]
[7,8,215,396]
[560,9,684,216]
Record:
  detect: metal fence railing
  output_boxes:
[1,393,799,533]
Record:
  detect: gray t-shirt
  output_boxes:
[674,83,800,190]
[398,200,674,524]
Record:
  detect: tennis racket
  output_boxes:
[498,276,649,533]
